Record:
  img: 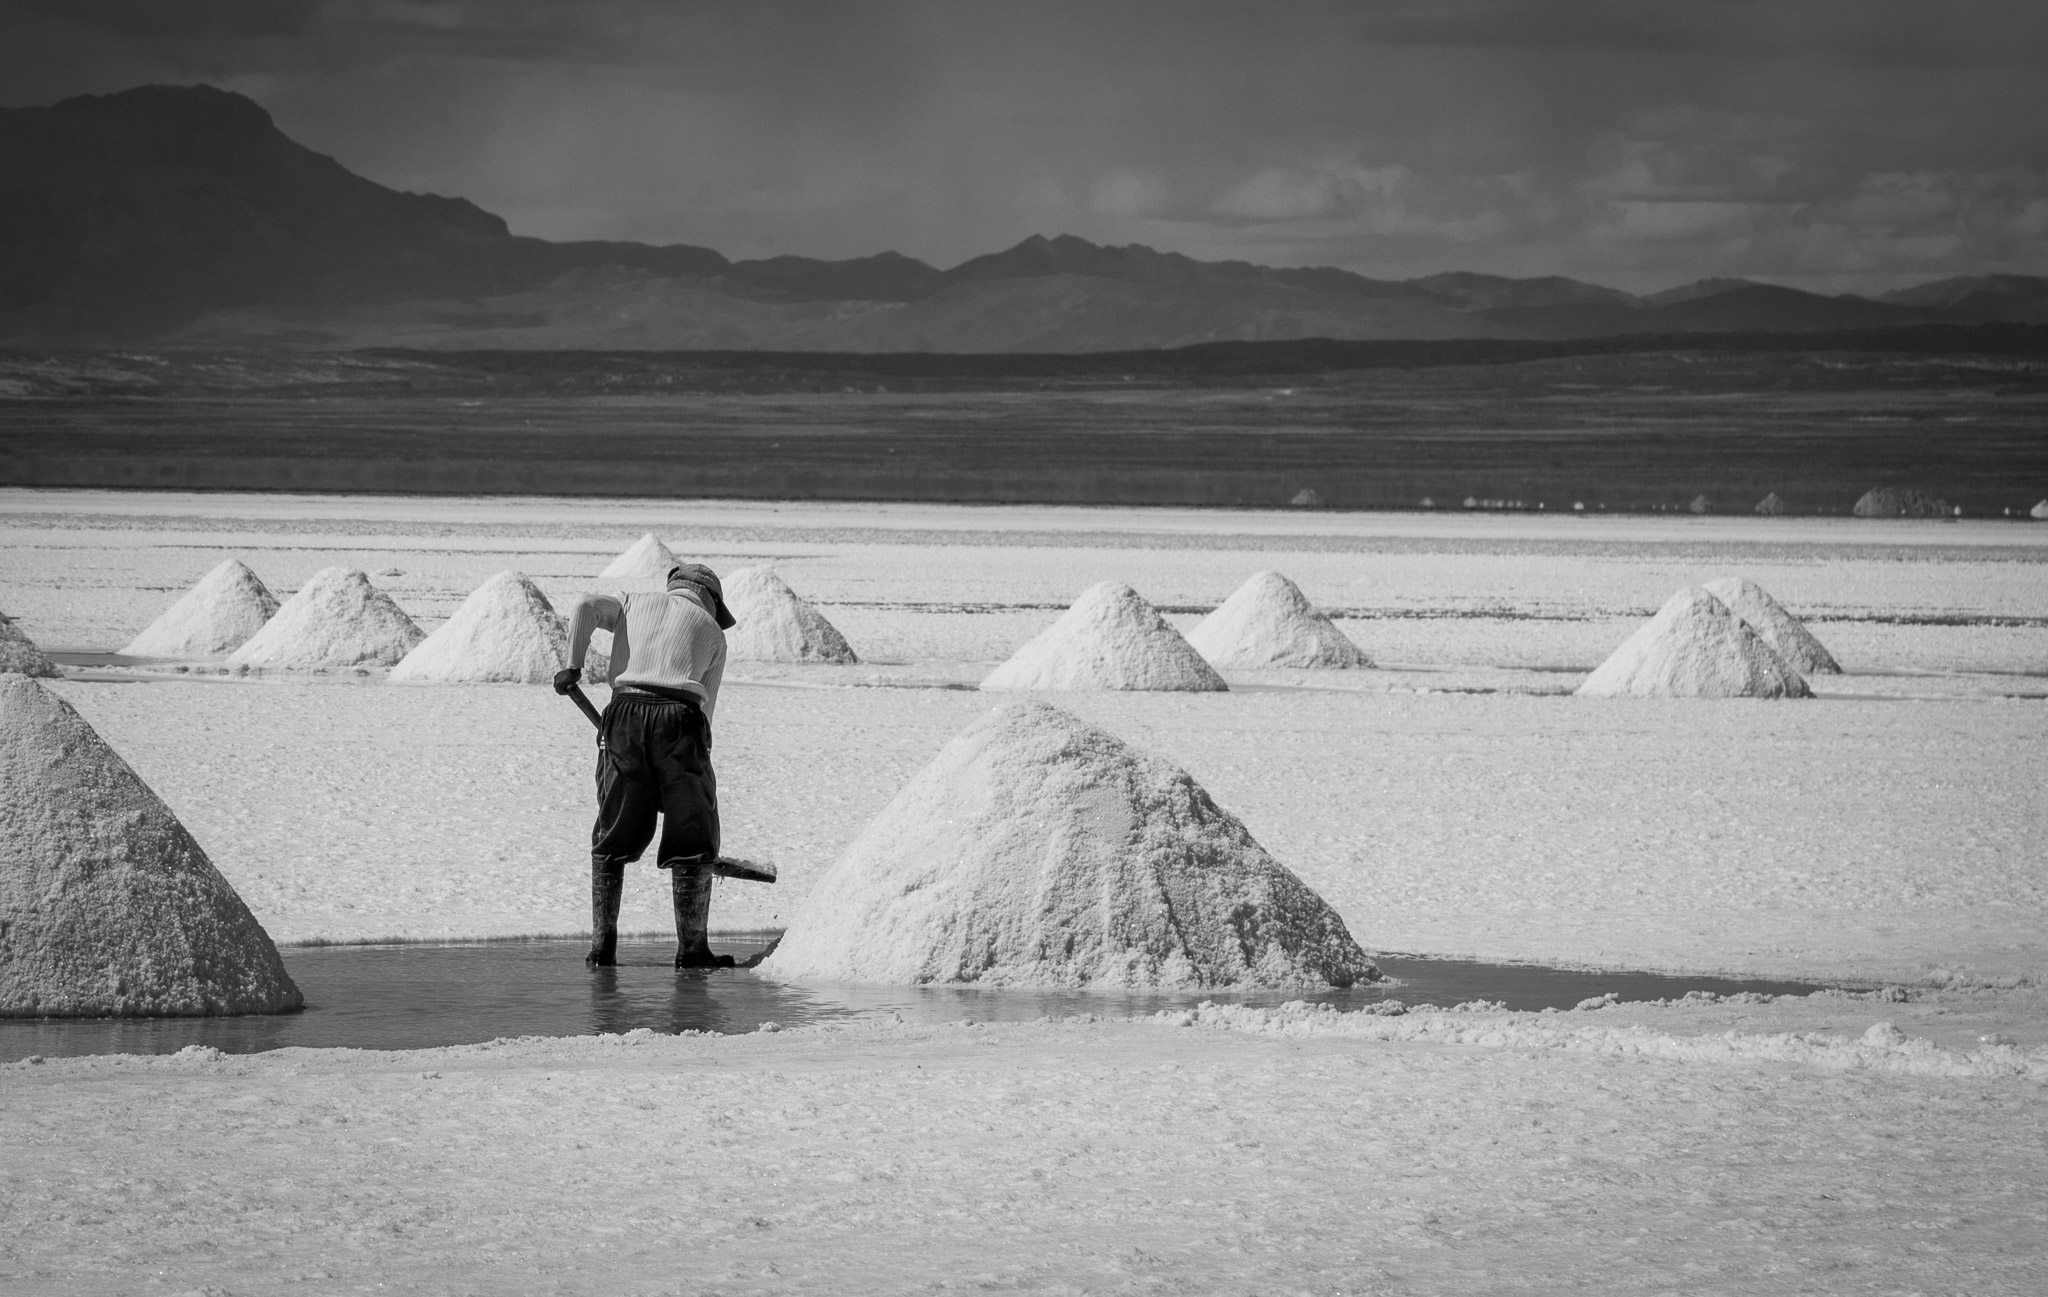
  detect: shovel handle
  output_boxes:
[565,682,603,730]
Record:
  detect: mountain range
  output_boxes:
[5,84,2047,352]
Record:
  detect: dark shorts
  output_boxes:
[591,691,719,868]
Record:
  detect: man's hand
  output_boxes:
[553,667,582,695]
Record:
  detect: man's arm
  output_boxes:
[565,594,623,670]
[699,640,726,724]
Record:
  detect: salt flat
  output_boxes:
[3,489,2046,1295]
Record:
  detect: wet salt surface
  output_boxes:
[0,939,1838,1059]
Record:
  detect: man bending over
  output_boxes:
[557,562,736,969]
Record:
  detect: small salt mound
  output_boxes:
[722,567,858,664]
[121,558,279,658]
[982,582,1226,692]
[2031,500,2048,520]
[1578,587,1811,699]
[1688,494,1713,514]
[1700,576,1841,675]
[0,675,302,1016]
[1754,492,1788,515]
[390,571,568,683]
[0,615,60,678]
[1185,570,1370,669]
[227,567,423,670]
[600,533,679,582]
[764,701,1374,988]
[1853,487,1949,518]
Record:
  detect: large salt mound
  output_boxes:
[1700,576,1841,675]
[226,567,423,670]
[1578,587,1811,699]
[764,701,1374,988]
[1185,570,1370,669]
[0,615,60,678]
[722,567,859,663]
[121,558,279,658]
[600,533,679,582]
[390,571,568,683]
[981,582,1226,691]
[2031,500,2048,520]
[1754,492,1788,515]
[0,675,302,1016]
[1853,487,1949,518]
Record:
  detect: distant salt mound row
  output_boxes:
[722,566,859,663]
[765,701,1374,989]
[1854,487,1949,518]
[0,675,302,1016]
[121,558,279,658]
[1754,492,1788,516]
[0,615,60,678]
[1578,588,1810,699]
[390,571,568,683]
[227,567,423,669]
[1186,570,1369,670]
[600,533,679,583]
[1700,576,1841,675]
[982,582,1226,691]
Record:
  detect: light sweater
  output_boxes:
[567,589,727,720]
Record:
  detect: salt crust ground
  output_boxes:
[3,494,2046,1293]
[2,1004,2045,1295]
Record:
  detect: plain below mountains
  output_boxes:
[5,85,2047,352]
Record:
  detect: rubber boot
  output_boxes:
[586,859,626,967]
[670,864,734,969]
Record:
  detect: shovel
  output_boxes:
[564,682,777,886]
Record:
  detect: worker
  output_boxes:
[557,562,735,970]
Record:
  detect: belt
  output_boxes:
[612,684,704,709]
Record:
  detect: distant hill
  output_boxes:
[0,85,2037,351]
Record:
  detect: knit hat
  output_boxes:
[666,563,736,629]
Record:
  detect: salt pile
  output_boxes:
[0,674,302,1016]
[121,558,279,658]
[0,615,60,678]
[1688,494,1713,514]
[1578,587,1811,698]
[765,701,1374,988]
[1754,492,1788,515]
[1185,570,1370,669]
[390,571,568,683]
[1700,576,1841,675]
[226,567,423,670]
[1854,487,1949,518]
[599,533,679,582]
[982,582,1226,691]
[2031,500,2048,520]
[722,566,859,663]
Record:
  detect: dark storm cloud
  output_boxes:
[3,0,2044,291]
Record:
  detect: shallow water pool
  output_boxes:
[0,938,1846,1060]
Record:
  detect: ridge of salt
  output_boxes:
[599,533,679,583]
[1185,570,1370,669]
[722,567,858,664]
[1700,576,1841,675]
[390,570,568,683]
[981,581,1226,692]
[0,615,60,678]
[226,567,423,670]
[763,701,1375,988]
[0,674,302,1016]
[1578,587,1811,698]
[121,558,279,658]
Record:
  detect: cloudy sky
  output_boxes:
[6,0,2047,292]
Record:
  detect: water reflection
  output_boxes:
[0,938,1841,1061]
